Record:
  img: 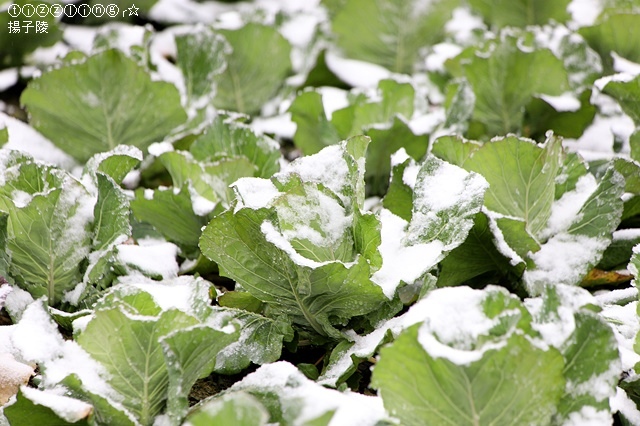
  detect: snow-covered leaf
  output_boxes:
[4,387,92,426]
[208,362,389,425]
[175,26,228,108]
[0,153,93,305]
[200,138,388,338]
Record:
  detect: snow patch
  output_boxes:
[233,178,280,211]
[371,209,444,299]
[116,243,179,279]
[325,51,392,88]
[541,173,598,238]
[232,362,387,426]
[19,387,93,423]
[525,233,610,293]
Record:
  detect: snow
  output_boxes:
[524,233,610,293]
[250,114,296,139]
[320,286,520,385]
[568,0,603,27]
[232,177,280,211]
[116,243,179,279]
[0,113,77,170]
[279,144,351,205]
[525,298,577,348]
[231,362,387,426]
[408,109,446,135]
[425,43,463,73]
[10,190,32,208]
[613,228,640,241]
[445,7,485,43]
[371,209,444,299]
[0,69,18,92]
[279,13,320,48]
[564,406,612,426]
[2,287,34,323]
[63,26,98,53]
[412,159,485,212]
[631,245,640,278]
[188,183,217,216]
[275,187,351,248]
[261,221,327,269]
[19,387,93,423]
[7,301,116,399]
[541,173,598,238]
[116,275,210,314]
[613,53,640,76]
[319,87,349,119]
[403,163,420,189]
[539,93,582,112]
[148,141,174,157]
[0,285,10,310]
[611,387,640,425]
[325,51,392,88]
[566,362,620,401]
[150,0,234,24]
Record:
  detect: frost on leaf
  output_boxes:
[432,133,624,294]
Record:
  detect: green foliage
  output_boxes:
[0,0,62,69]
[289,79,428,195]
[446,30,569,135]
[468,0,571,28]
[3,3,640,425]
[21,49,187,162]
[0,147,140,306]
[329,0,459,73]
[212,24,292,114]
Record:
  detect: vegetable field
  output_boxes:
[1,0,640,424]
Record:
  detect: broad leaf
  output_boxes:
[526,286,620,424]
[200,207,384,338]
[288,90,341,155]
[207,307,294,375]
[0,157,93,305]
[330,0,458,73]
[77,305,199,425]
[162,323,240,423]
[579,13,640,72]
[468,0,571,28]
[213,24,291,114]
[4,387,92,426]
[366,286,568,425]
[184,393,269,426]
[214,362,388,425]
[603,75,640,125]
[447,30,569,135]
[190,116,281,179]
[463,135,563,238]
[437,212,522,287]
[200,138,388,338]
[175,26,228,108]
[524,168,624,293]
[21,49,187,162]
[131,186,207,256]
